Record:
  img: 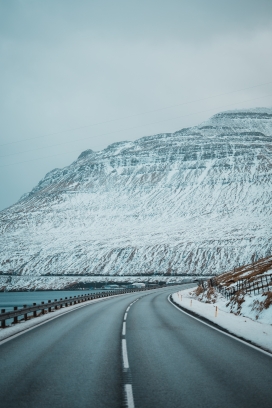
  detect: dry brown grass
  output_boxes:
[215,255,272,287]
[263,291,272,309]
[226,290,272,319]
[195,287,217,304]
[251,293,272,319]
[205,287,216,302]
[195,285,204,296]
[231,292,245,311]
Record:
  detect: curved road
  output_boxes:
[0,285,271,407]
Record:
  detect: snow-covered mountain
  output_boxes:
[1,108,272,281]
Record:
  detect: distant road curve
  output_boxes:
[0,285,272,408]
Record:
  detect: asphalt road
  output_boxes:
[0,285,272,408]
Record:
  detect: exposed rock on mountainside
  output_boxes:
[0,108,272,281]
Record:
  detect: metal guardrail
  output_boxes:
[200,275,272,299]
[0,286,162,328]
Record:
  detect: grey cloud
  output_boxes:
[1,0,272,43]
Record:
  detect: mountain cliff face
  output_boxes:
[1,108,272,279]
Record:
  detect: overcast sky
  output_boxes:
[1,0,272,210]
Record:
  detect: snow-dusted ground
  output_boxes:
[172,288,272,354]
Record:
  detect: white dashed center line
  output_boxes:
[122,298,138,408]
[125,384,135,408]
[122,339,129,369]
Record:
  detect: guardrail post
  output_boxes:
[1,309,6,328]
[41,302,45,314]
[13,306,18,324]
[48,300,52,312]
[54,299,58,310]
[33,303,37,317]
[24,305,28,321]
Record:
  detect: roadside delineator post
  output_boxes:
[190,299,192,307]
[215,306,218,317]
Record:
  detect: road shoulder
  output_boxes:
[170,290,272,355]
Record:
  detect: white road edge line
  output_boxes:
[168,295,272,358]
[122,339,129,369]
[124,312,128,321]
[122,322,126,336]
[125,384,135,408]
[126,307,130,312]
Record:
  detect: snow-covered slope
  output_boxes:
[1,108,272,278]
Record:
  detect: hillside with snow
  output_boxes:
[172,255,272,352]
[0,108,272,285]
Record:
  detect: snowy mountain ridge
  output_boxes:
[1,107,272,278]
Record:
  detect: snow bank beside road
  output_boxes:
[172,289,272,354]
[195,284,272,325]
